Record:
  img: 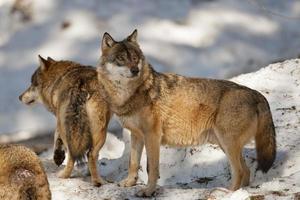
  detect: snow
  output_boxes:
[1,0,300,199]
[40,59,300,199]
[1,0,300,135]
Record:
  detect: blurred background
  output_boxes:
[0,0,300,146]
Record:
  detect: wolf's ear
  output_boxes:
[102,32,115,51]
[126,29,138,43]
[47,56,55,64]
[38,55,50,71]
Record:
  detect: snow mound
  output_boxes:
[42,59,300,199]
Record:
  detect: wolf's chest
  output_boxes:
[113,86,132,106]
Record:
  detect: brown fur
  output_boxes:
[97,30,276,196]
[0,144,51,200]
[19,56,111,186]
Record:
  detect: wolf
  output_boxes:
[0,144,51,200]
[19,56,111,186]
[97,30,276,196]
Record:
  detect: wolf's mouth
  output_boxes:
[26,100,35,105]
[121,74,138,79]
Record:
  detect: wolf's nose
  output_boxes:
[130,67,139,76]
[19,94,23,101]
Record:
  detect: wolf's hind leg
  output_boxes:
[224,145,244,190]
[214,103,257,190]
[87,130,107,187]
[216,136,246,190]
[208,132,249,189]
[240,155,250,187]
[58,151,74,179]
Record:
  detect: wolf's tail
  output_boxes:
[255,94,276,172]
[65,79,92,161]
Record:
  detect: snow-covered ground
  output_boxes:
[1,0,300,135]
[40,59,300,199]
[1,1,300,198]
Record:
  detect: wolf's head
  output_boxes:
[19,55,55,105]
[97,30,146,81]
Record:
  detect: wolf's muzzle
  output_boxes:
[130,67,139,76]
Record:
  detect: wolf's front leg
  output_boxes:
[136,132,160,197]
[53,128,65,166]
[119,133,144,187]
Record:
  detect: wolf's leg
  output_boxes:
[136,132,160,197]
[119,132,144,187]
[220,140,244,190]
[53,127,65,166]
[58,151,74,178]
[240,155,250,187]
[214,101,257,190]
[227,149,244,190]
[87,130,107,187]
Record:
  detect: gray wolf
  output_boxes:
[19,56,111,186]
[97,30,276,196]
[0,144,51,200]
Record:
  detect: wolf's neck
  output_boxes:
[98,65,155,115]
[40,83,57,114]
[98,74,137,106]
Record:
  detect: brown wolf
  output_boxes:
[19,56,111,186]
[0,144,51,200]
[97,30,276,196]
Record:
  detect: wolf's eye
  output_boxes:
[132,56,138,62]
[117,56,124,62]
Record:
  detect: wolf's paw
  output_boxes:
[92,178,108,187]
[57,170,70,179]
[229,184,239,191]
[135,187,156,197]
[53,149,65,166]
[118,177,137,187]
